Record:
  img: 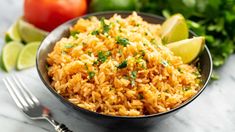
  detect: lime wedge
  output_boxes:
[162,14,189,44]
[17,41,40,70]
[166,37,205,63]
[18,18,48,43]
[5,20,21,43]
[2,41,24,72]
[0,54,4,70]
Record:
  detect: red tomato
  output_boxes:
[24,0,87,31]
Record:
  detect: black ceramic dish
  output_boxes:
[36,11,213,131]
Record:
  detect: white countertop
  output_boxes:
[0,0,235,132]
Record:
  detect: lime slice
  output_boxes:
[17,41,40,70]
[166,37,205,63]
[2,41,24,72]
[5,20,21,43]
[162,14,189,44]
[18,18,48,43]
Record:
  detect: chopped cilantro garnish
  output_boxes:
[161,60,169,67]
[116,36,129,47]
[150,38,157,45]
[88,71,95,79]
[98,51,106,63]
[123,76,129,80]
[88,51,92,56]
[178,68,183,73]
[130,71,137,86]
[118,49,123,55]
[61,51,67,55]
[93,60,98,65]
[133,52,138,56]
[138,93,144,99]
[140,50,146,56]
[97,51,111,63]
[84,63,88,70]
[70,30,80,37]
[64,43,74,49]
[131,80,136,87]
[117,60,127,69]
[183,87,191,91]
[131,71,137,79]
[193,71,201,78]
[91,30,99,35]
[105,51,112,56]
[100,17,110,34]
[82,42,87,46]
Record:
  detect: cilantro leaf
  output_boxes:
[116,36,130,47]
[88,71,95,79]
[100,17,110,34]
[97,51,111,63]
[117,60,127,69]
[91,30,99,35]
[70,30,80,37]
[64,43,74,49]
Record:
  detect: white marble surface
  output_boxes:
[0,0,235,132]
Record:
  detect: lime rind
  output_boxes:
[167,37,205,63]
[5,20,21,43]
[17,41,40,70]
[0,54,5,71]
[162,14,189,44]
[18,19,48,43]
[2,41,24,72]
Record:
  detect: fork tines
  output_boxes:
[3,75,40,111]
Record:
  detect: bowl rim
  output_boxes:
[36,11,213,119]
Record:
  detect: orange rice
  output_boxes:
[47,12,201,116]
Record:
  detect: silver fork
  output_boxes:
[3,75,72,132]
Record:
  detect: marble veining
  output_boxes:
[0,0,235,132]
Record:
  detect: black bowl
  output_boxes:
[36,11,213,130]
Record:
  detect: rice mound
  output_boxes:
[47,12,201,116]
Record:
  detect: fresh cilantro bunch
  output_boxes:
[140,0,235,67]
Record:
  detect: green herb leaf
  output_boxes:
[64,43,74,49]
[70,31,80,37]
[211,71,219,80]
[116,36,130,47]
[183,87,191,91]
[100,17,110,34]
[138,93,144,99]
[88,71,95,79]
[84,63,88,70]
[97,51,111,63]
[118,49,123,55]
[117,60,127,69]
[178,68,183,73]
[130,71,137,86]
[131,71,137,79]
[93,60,98,66]
[88,51,92,56]
[91,30,99,35]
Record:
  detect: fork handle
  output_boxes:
[55,124,73,132]
[44,116,73,132]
